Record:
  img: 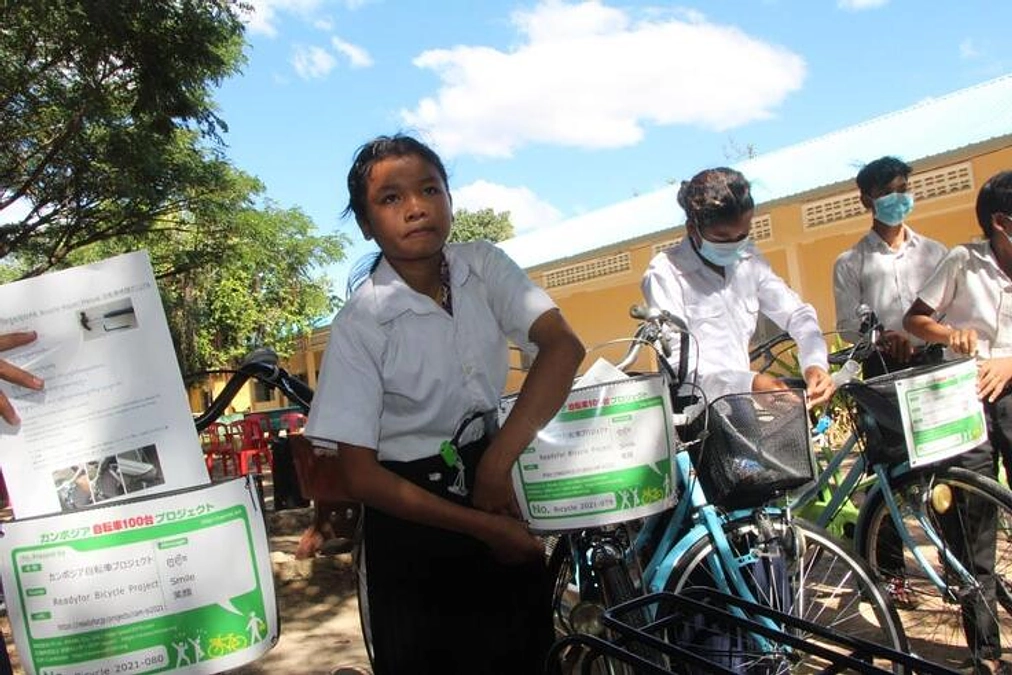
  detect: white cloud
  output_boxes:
[332,37,374,68]
[453,180,563,233]
[960,38,981,60]
[401,0,805,158]
[291,45,338,80]
[836,0,889,10]
[241,0,325,37]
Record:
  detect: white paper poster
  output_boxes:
[895,358,987,467]
[502,374,677,532]
[0,251,209,518]
[0,477,277,675]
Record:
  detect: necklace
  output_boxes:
[438,255,453,315]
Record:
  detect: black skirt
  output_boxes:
[364,435,554,675]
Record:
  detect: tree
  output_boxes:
[0,0,247,275]
[0,2,348,372]
[450,208,514,244]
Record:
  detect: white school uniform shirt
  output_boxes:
[642,238,828,402]
[832,226,947,344]
[303,240,557,462]
[915,240,1012,358]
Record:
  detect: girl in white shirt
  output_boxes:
[642,167,833,407]
[304,134,584,674]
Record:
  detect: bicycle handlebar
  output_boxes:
[191,349,313,432]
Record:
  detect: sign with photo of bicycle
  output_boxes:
[502,368,677,532]
[894,357,987,467]
[0,250,210,519]
[0,477,277,675]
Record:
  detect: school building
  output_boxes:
[190,73,1012,412]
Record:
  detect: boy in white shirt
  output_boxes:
[642,167,833,407]
[904,170,1012,675]
[833,156,946,375]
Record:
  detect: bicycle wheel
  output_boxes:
[857,465,1012,667]
[663,515,907,673]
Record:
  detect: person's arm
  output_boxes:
[757,263,833,407]
[336,443,544,564]
[832,253,863,344]
[0,331,45,425]
[472,309,585,515]
[903,298,970,349]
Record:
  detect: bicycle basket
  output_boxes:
[843,358,981,467]
[689,389,813,509]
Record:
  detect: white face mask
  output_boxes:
[872,192,914,227]
[695,234,748,266]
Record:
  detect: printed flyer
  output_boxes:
[0,251,209,518]
[895,358,987,467]
[0,477,277,675]
[502,372,677,532]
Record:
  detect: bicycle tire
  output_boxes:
[353,541,375,669]
[857,465,1012,665]
[662,515,907,673]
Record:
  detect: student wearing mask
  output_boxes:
[642,167,833,407]
[833,156,947,375]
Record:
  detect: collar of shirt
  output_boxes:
[365,246,473,324]
[965,240,1012,284]
[865,225,921,254]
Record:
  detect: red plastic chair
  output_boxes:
[280,412,307,435]
[230,417,273,475]
[201,422,239,477]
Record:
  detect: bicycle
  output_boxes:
[545,307,906,674]
[753,311,1012,667]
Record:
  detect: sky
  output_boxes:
[213,0,1012,297]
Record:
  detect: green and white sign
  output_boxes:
[895,358,987,468]
[503,374,676,532]
[0,477,276,675]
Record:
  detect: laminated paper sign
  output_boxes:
[0,250,209,518]
[502,374,677,532]
[0,477,277,675]
[895,358,987,467]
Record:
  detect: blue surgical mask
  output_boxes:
[696,235,749,267]
[873,192,914,227]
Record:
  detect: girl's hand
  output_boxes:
[948,327,978,355]
[473,448,520,517]
[803,366,835,409]
[0,331,44,425]
[482,513,544,565]
[978,357,1012,402]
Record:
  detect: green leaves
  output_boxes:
[0,2,347,373]
[450,208,515,244]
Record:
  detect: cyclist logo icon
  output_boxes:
[246,611,266,644]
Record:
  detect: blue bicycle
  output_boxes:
[547,308,905,674]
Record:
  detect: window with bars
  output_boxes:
[543,252,631,288]
[802,162,974,229]
[750,214,772,242]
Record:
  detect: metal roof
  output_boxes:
[499,73,1012,270]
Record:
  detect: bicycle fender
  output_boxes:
[647,522,711,592]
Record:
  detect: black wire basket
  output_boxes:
[842,358,975,467]
[690,389,814,509]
